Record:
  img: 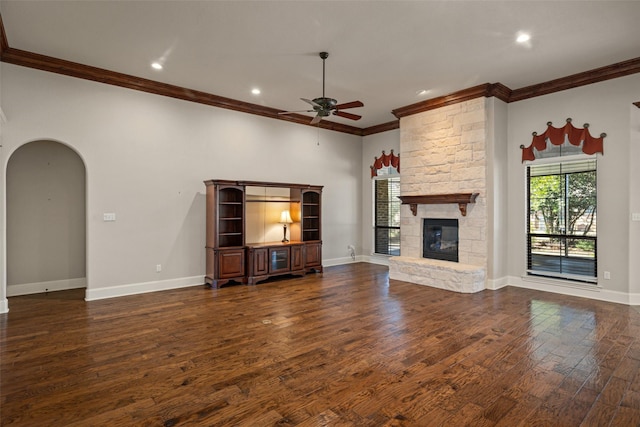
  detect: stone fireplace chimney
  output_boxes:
[389,97,490,293]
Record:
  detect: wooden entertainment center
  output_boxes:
[204,179,323,288]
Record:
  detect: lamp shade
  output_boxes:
[279,210,293,224]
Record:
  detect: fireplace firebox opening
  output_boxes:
[423,218,459,262]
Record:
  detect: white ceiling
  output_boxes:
[2,1,639,129]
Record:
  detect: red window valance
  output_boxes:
[371,150,400,177]
[520,118,606,162]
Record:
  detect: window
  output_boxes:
[527,159,597,282]
[374,176,400,256]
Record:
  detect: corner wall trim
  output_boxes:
[85,276,203,301]
[486,277,509,290]
[0,298,8,314]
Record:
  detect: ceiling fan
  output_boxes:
[279,52,364,125]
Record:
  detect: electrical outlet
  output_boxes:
[156,264,162,273]
[632,213,640,221]
[604,271,611,280]
[347,245,356,261]
[103,213,116,222]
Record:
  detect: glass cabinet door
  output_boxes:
[269,248,290,273]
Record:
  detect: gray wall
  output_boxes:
[361,129,400,262]
[507,73,640,301]
[0,101,6,311]
[1,63,362,302]
[630,106,640,297]
[7,141,86,288]
[485,98,509,285]
[1,59,638,309]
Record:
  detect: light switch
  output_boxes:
[632,213,640,221]
[103,213,116,222]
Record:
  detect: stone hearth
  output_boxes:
[389,256,485,293]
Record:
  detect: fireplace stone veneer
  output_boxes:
[389,256,485,293]
[390,97,489,293]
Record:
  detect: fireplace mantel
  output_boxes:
[399,193,479,216]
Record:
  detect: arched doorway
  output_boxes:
[6,140,86,297]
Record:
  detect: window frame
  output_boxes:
[373,175,401,256]
[526,154,597,284]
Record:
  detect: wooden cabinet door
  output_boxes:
[217,249,245,279]
[269,247,290,274]
[252,248,268,276]
[291,244,304,270]
[304,242,322,267]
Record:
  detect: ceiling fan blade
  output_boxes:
[333,110,362,121]
[310,114,323,125]
[301,98,321,107]
[278,110,315,115]
[334,100,363,110]
[291,54,363,125]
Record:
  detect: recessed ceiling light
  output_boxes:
[151,62,163,70]
[516,33,531,43]
[251,88,261,95]
[416,89,431,96]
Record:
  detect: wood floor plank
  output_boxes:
[2,263,639,426]
[493,392,543,427]
[609,406,640,426]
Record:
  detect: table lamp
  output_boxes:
[279,210,293,243]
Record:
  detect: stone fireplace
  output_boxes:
[389,98,489,293]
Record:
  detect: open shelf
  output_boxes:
[205,180,323,288]
[302,191,321,241]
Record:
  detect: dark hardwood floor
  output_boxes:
[1,263,639,426]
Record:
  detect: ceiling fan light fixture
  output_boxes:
[279,51,364,125]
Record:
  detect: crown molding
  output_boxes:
[1,12,639,136]
[510,57,640,102]
[0,46,365,136]
[0,14,8,54]
[390,57,640,119]
[362,120,400,136]
[391,83,511,119]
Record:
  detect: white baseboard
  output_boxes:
[628,293,640,305]
[7,277,87,297]
[322,255,366,267]
[486,276,509,290]
[0,298,8,314]
[323,255,391,267]
[361,255,391,266]
[507,275,640,305]
[85,275,203,301]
